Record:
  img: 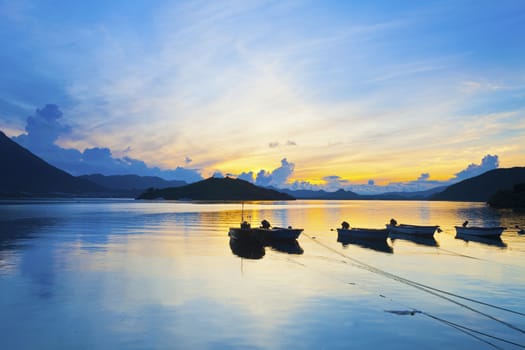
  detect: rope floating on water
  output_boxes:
[303,233,525,335]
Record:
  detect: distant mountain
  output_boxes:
[431,167,525,202]
[277,186,447,200]
[366,185,449,200]
[137,177,295,200]
[276,188,360,199]
[0,131,106,196]
[79,174,186,192]
[488,183,525,208]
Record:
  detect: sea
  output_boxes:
[0,199,524,349]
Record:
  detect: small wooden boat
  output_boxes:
[386,223,439,236]
[454,226,506,237]
[336,227,389,240]
[228,219,303,242]
[259,227,303,240]
[337,221,389,240]
[228,221,264,241]
[454,220,506,237]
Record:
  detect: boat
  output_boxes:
[260,226,303,240]
[454,220,506,237]
[337,221,389,240]
[228,217,303,242]
[386,223,439,236]
[228,221,264,241]
[337,227,389,240]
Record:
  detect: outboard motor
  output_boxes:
[261,219,271,229]
[341,221,350,230]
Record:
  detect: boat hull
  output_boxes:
[386,224,438,236]
[229,227,303,241]
[257,227,303,240]
[454,226,505,237]
[228,227,264,242]
[336,228,389,240]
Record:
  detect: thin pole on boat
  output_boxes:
[241,202,244,223]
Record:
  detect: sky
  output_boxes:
[0,0,524,194]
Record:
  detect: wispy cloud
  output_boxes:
[0,0,524,186]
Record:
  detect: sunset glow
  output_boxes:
[1,1,523,193]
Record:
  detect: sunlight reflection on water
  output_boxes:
[0,199,524,349]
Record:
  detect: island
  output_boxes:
[136,177,295,201]
[488,183,525,208]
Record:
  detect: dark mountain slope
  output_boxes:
[137,177,294,200]
[0,130,105,196]
[488,183,525,208]
[431,167,525,202]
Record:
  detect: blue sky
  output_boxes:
[1,0,524,193]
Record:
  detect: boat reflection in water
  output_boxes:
[337,233,393,254]
[455,233,507,248]
[265,239,304,255]
[229,237,265,259]
[389,232,439,247]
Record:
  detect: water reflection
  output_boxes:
[389,233,439,247]
[229,237,265,259]
[0,217,57,251]
[337,234,393,254]
[455,233,507,248]
[266,239,304,255]
[1,199,524,350]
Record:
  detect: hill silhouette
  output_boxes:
[431,167,525,202]
[136,177,295,200]
[488,183,525,208]
[0,130,106,196]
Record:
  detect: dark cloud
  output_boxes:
[12,104,203,182]
[286,140,297,146]
[212,171,224,178]
[268,142,279,148]
[417,173,430,181]
[368,179,375,186]
[453,154,499,181]
[14,104,71,148]
[255,158,295,187]
[322,175,350,191]
[238,171,254,182]
[184,156,192,164]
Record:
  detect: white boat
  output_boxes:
[336,228,389,240]
[454,226,506,237]
[386,223,439,236]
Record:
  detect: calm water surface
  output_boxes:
[0,199,524,349]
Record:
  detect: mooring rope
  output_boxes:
[302,233,525,335]
[279,246,524,349]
